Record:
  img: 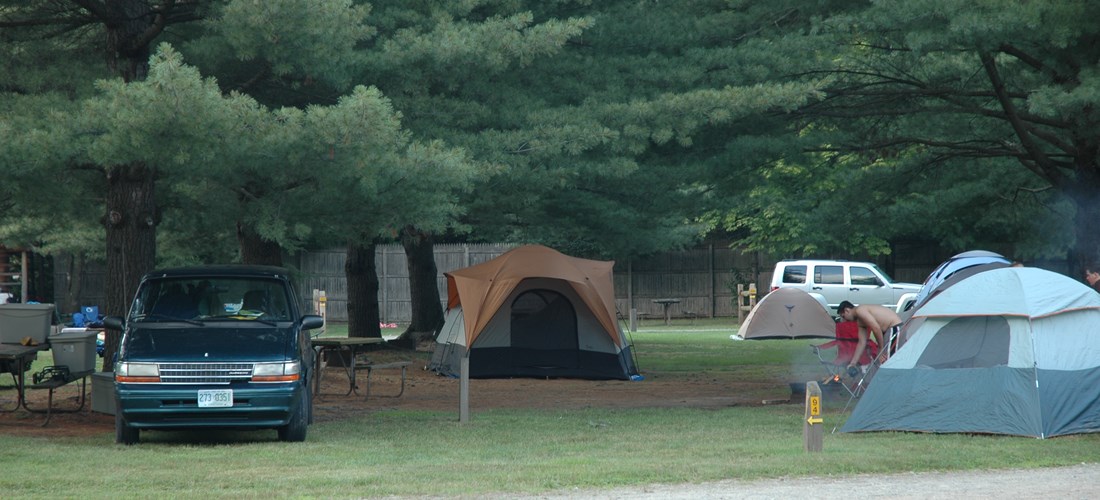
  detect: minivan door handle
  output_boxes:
[849,288,859,291]
[812,286,823,290]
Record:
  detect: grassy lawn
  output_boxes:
[1,318,1096,498]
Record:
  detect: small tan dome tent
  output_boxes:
[737,287,836,340]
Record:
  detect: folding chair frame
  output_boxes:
[811,321,879,398]
[831,325,902,432]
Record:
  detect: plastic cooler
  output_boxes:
[49,328,98,373]
[0,303,54,344]
[91,371,115,415]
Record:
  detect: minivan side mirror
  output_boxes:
[103,315,125,330]
[301,315,324,330]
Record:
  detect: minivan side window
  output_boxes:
[815,265,844,285]
[850,266,883,286]
[782,265,807,284]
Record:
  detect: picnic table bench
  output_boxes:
[353,361,412,400]
[24,369,93,427]
[311,337,385,397]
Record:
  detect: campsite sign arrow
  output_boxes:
[804,381,824,453]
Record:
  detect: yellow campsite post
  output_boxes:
[804,381,823,452]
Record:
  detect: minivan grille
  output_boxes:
[158,363,254,384]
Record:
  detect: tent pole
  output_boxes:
[460,354,470,423]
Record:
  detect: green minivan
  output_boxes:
[104,265,324,444]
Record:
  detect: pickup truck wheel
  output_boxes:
[115,404,139,445]
[278,390,309,442]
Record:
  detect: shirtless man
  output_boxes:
[836,300,902,370]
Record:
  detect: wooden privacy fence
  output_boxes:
[298,243,774,323]
[285,242,1039,323]
[57,241,1055,324]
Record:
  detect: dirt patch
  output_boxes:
[0,346,797,438]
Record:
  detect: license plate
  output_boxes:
[197,389,233,408]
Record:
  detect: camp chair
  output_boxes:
[826,324,904,433]
[811,321,879,398]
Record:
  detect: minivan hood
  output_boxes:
[121,324,293,362]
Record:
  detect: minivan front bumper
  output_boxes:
[116,382,303,430]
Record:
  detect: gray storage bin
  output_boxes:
[0,303,54,344]
[49,329,97,373]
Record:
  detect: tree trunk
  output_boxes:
[60,253,87,315]
[237,223,284,266]
[1063,138,1100,279]
[102,162,158,372]
[104,0,154,83]
[94,0,163,372]
[29,253,52,303]
[396,226,445,347]
[1070,189,1100,277]
[345,241,382,339]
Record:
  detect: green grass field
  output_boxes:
[1,319,1096,498]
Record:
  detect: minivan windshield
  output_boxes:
[131,276,292,322]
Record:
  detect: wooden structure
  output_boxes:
[55,241,1063,324]
[0,246,29,302]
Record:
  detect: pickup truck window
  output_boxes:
[850,266,883,286]
[782,265,807,284]
[815,265,844,285]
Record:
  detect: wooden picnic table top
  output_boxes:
[0,342,48,360]
[312,337,385,347]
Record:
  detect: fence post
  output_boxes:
[736,284,757,324]
[736,285,745,324]
[312,289,327,334]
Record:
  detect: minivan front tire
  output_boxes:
[115,403,140,445]
[277,389,309,442]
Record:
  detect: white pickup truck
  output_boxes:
[769,259,920,315]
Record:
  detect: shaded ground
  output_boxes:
[4,345,1098,498]
[0,345,798,438]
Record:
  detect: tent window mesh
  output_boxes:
[916,316,1010,368]
[511,290,577,351]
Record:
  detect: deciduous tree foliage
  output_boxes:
[721,0,1093,266]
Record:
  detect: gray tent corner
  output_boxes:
[842,268,1100,438]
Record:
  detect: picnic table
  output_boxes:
[311,337,384,397]
[0,343,48,412]
[652,298,682,326]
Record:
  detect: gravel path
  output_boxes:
[514,463,1100,499]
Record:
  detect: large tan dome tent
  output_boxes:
[428,245,639,380]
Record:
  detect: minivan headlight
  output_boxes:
[252,361,300,382]
[115,362,160,383]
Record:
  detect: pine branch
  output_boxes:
[980,51,1067,188]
